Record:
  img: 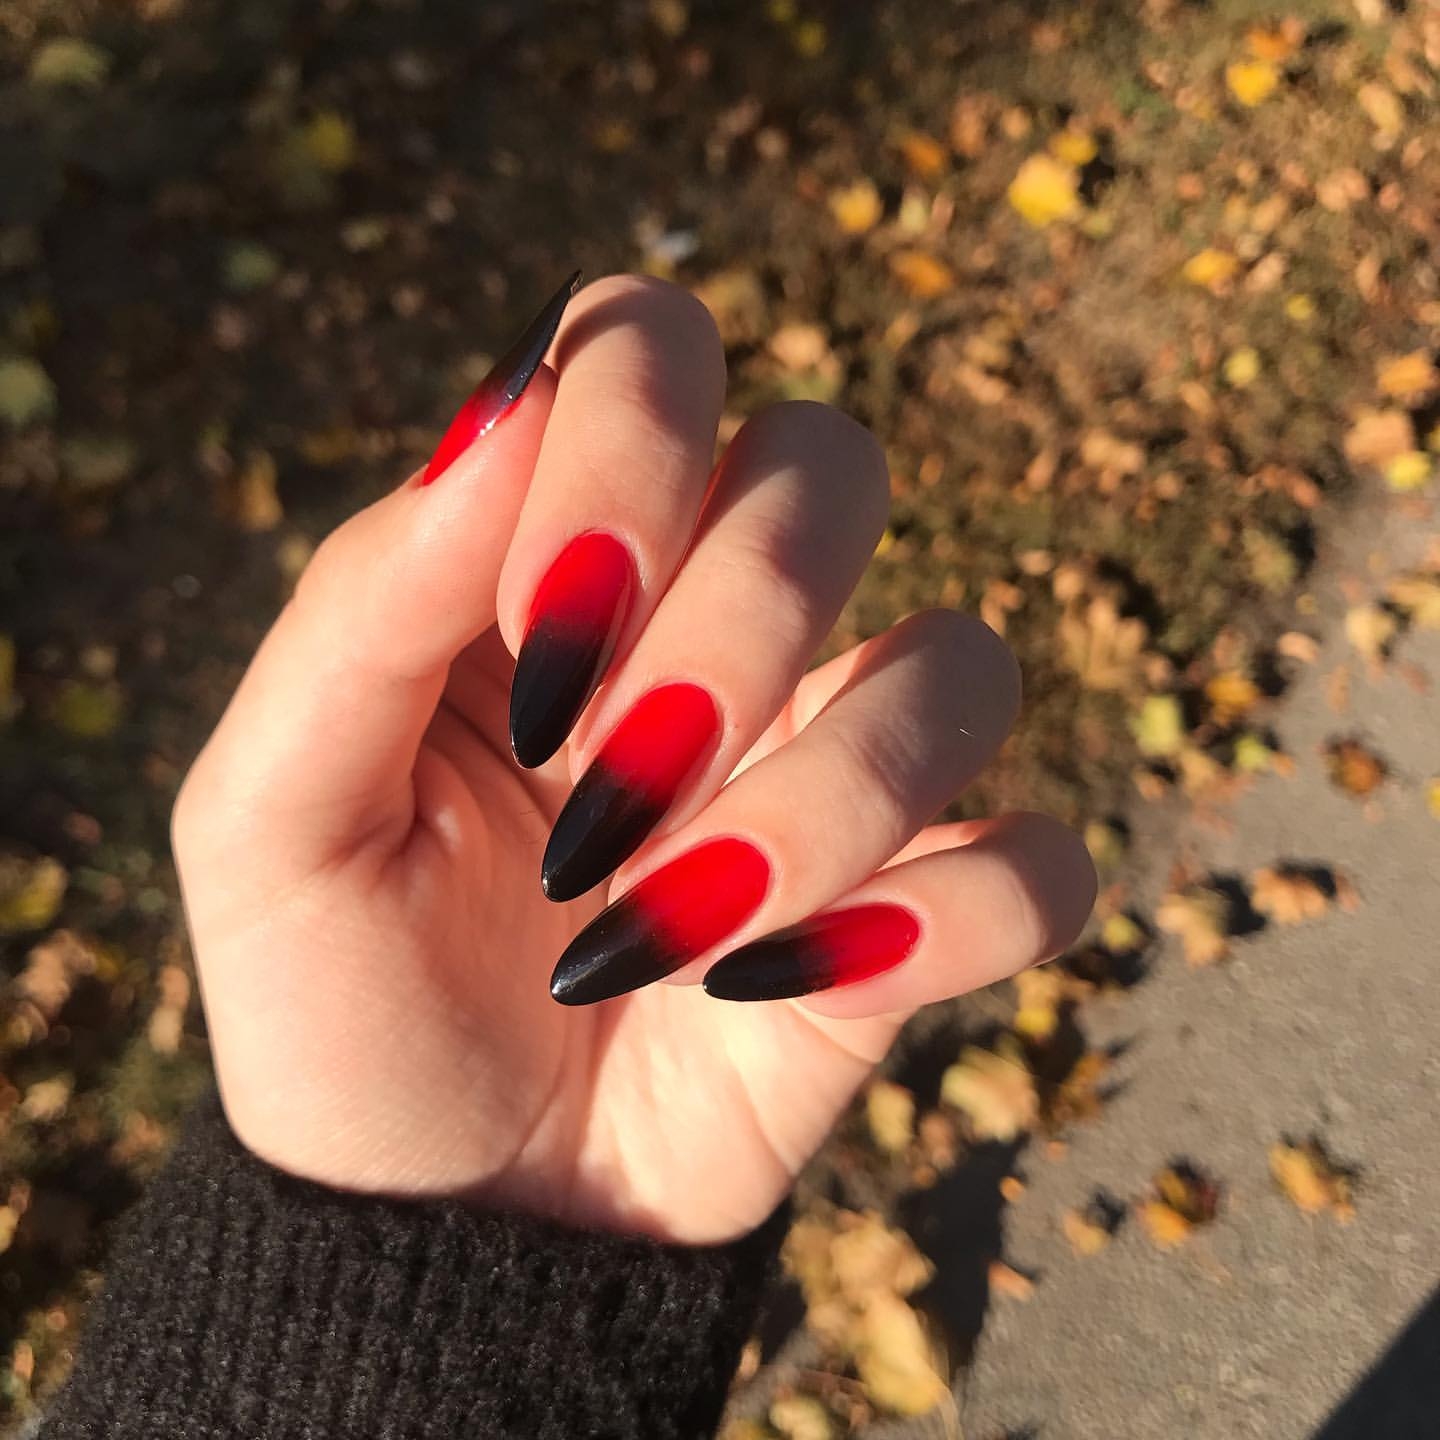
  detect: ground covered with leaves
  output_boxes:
[1,0,1438,1432]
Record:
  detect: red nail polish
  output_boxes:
[542,683,721,901]
[510,531,637,768]
[702,904,921,1002]
[420,269,580,486]
[550,838,770,1005]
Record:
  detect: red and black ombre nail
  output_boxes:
[510,531,638,769]
[542,683,721,902]
[420,269,581,486]
[549,838,770,1005]
[702,904,921,1003]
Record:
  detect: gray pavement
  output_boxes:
[957,496,1440,1439]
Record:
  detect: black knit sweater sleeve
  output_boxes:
[40,1093,784,1439]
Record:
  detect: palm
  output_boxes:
[407,633,888,1242]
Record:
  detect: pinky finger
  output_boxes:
[702,813,1095,1019]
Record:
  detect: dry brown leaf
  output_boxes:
[1277,631,1320,663]
[1140,1163,1221,1248]
[1156,886,1231,966]
[1205,671,1261,723]
[1344,603,1397,663]
[1377,350,1438,399]
[768,322,835,373]
[988,1260,1035,1301]
[1270,1140,1355,1220]
[1323,738,1387,798]
[1061,1203,1116,1257]
[1250,866,1333,925]
[14,929,98,1020]
[888,250,956,298]
[1344,409,1416,470]
[895,130,947,178]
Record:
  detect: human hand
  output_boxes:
[173,274,1095,1244]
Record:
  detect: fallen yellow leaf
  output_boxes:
[865,1080,916,1155]
[1385,451,1431,492]
[1345,603,1398,662]
[1061,1206,1113,1257]
[1007,154,1081,228]
[0,855,67,935]
[1183,248,1240,291]
[1131,694,1185,758]
[1223,346,1261,388]
[942,1043,1038,1142]
[853,1292,949,1416]
[1270,1140,1355,1220]
[1426,777,1440,819]
[1136,1199,1192,1249]
[828,178,883,235]
[1227,59,1280,107]
[1049,128,1098,167]
[1357,81,1404,138]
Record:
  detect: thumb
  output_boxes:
[187,356,558,864]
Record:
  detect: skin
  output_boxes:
[172,276,1097,1246]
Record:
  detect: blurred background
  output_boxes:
[2,0,1438,1435]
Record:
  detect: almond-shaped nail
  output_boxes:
[510,531,637,769]
[542,683,721,902]
[550,838,770,1006]
[703,904,921,1002]
[420,269,581,485]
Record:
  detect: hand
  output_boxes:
[173,275,1095,1244]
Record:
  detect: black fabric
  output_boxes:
[40,1093,784,1439]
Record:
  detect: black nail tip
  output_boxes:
[702,939,816,1004]
[492,268,583,413]
[548,904,675,1006]
[508,628,602,770]
[541,769,664,903]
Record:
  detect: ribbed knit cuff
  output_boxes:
[41,1093,785,1440]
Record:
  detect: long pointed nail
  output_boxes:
[542,683,720,902]
[550,838,770,1005]
[510,531,637,769]
[421,269,581,485]
[703,904,921,1002]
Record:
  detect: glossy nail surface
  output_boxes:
[703,904,921,1002]
[420,269,581,485]
[542,683,721,902]
[510,532,637,769]
[550,838,770,1005]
